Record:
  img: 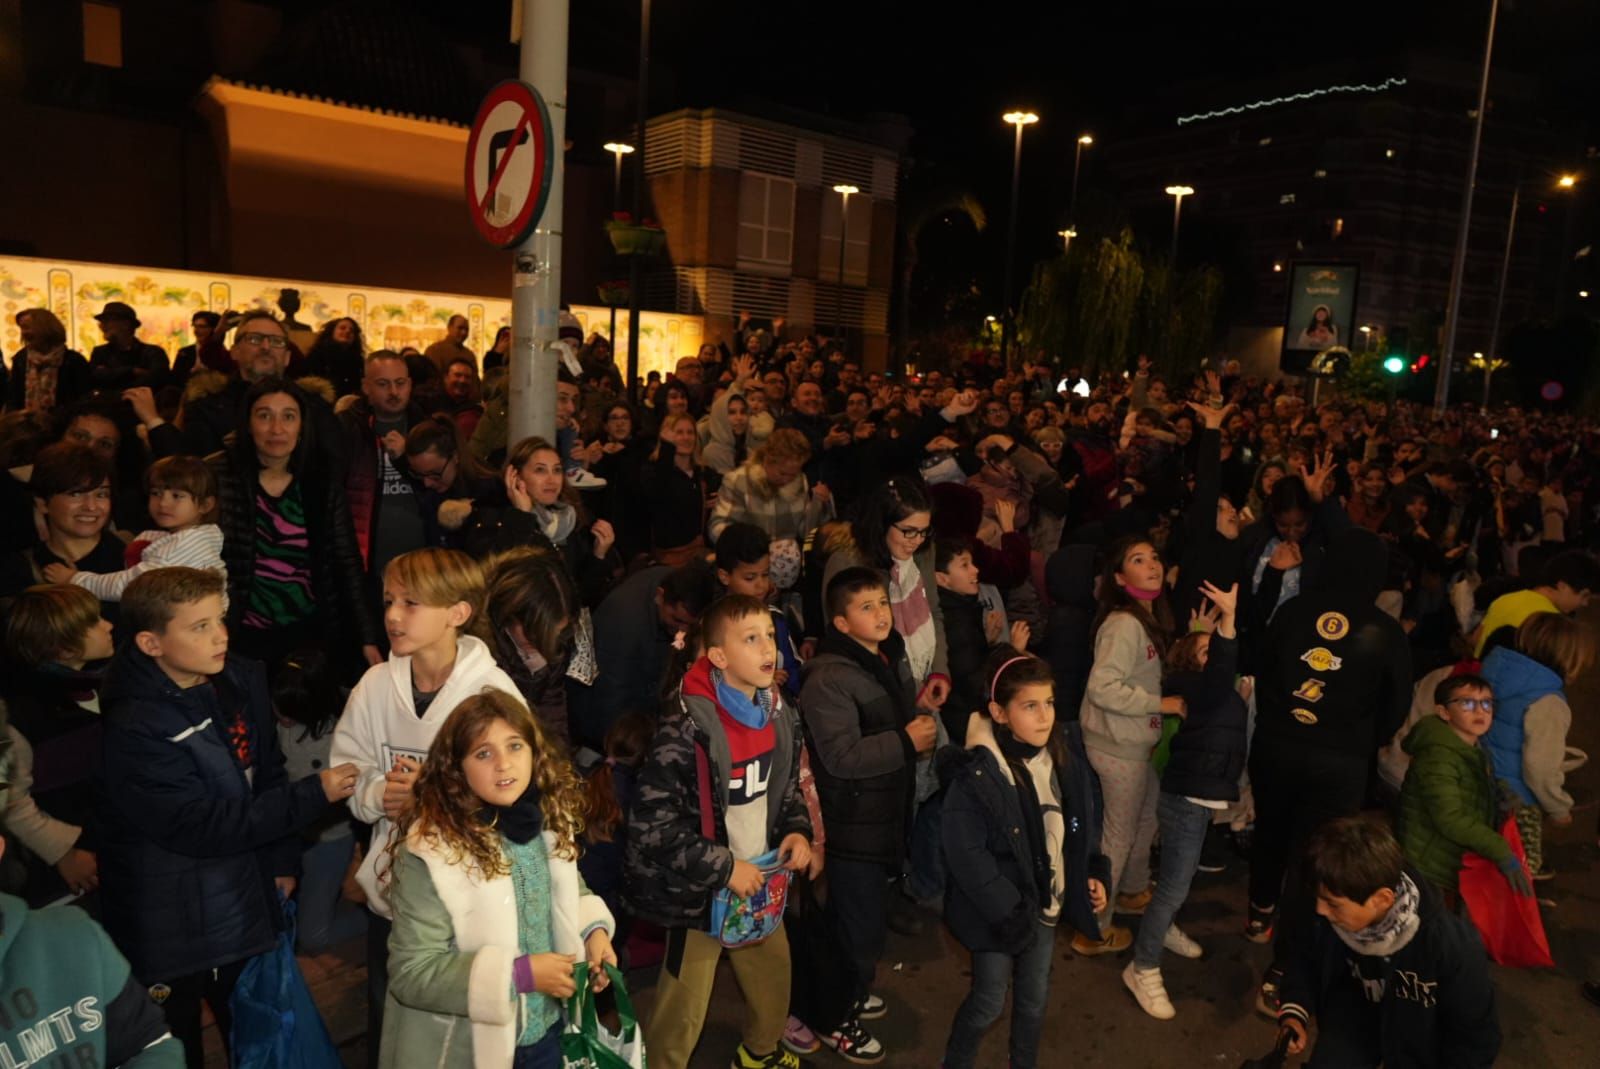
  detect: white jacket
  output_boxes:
[331,635,526,917]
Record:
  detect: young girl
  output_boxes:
[1480,611,1595,878]
[1076,536,1185,955]
[941,647,1110,1069]
[273,646,368,954]
[331,548,526,1046]
[43,454,224,599]
[382,689,617,1069]
[578,711,654,938]
[1124,581,1246,1019]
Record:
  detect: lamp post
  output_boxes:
[1359,324,1374,353]
[1070,133,1093,224]
[1435,0,1500,413]
[603,141,634,204]
[1058,228,1076,255]
[1165,185,1194,267]
[1000,109,1039,368]
[831,183,859,343]
[1483,173,1577,411]
[625,0,652,404]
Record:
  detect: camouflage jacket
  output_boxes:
[623,657,811,928]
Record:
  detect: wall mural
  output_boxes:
[0,256,702,382]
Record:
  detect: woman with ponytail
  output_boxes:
[938,647,1110,1069]
[1074,535,1185,956]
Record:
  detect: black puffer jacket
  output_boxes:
[1161,633,1249,802]
[937,586,990,744]
[208,454,380,653]
[98,650,329,980]
[938,718,1110,950]
[1044,544,1098,720]
[624,657,810,927]
[797,630,919,865]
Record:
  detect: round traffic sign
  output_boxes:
[464,80,555,248]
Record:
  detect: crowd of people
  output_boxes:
[1,297,1598,1069]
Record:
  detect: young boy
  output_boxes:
[1398,675,1529,903]
[1474,549,1599,656]
[0,836,182,1067]
[935,536,1029,744]
[714,522,801,690]
[797,567,938,1063]
[2,584,114,901]
[1277,816,1501,1069]
[626,594,813,1069]
[98,567,359,1069]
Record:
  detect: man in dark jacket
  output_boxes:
[1277,816,1500,1068]
[339,351,429,598]
[87,302,169,391]
[1248,527,1412,1013]
[1043,542,1098,720]
[97,568,357,1069]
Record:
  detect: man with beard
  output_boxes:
[1069,400,1122,524]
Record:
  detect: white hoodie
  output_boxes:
[331,634,525,917]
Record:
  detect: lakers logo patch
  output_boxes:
[1291,707,1320,725]
[148,983,172,1005]
[1293,679,1326,703]
[1315,612,1350,641]
[1300,647,1343,672]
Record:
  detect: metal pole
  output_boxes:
[835,189,850,341]
[508,0,567,446]
[1484,183,1518,411]
[625,0,651,403]
[1170,194,1183,267]
[1434,0,1500,413]
[1001,122,1024,368]
[1070,139,1083,224]
[609,149,622,350]
[612,151,623,204]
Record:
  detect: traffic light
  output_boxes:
[1384,325,1410,375]
[1383,355,1406,374]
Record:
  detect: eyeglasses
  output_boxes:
[239,331,288,349]
[1446,698,1495,713]
[893,524,931,541]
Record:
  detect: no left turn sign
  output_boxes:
[464,80,556,248]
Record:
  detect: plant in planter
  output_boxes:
[604,211,667,257]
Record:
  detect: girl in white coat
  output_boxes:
[382,689,616,1069]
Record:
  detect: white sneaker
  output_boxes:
[567,468,608,490]
[1162,924,1204,959]
[1122,962,1176,1020]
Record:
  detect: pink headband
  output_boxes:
[990,655,1033,702]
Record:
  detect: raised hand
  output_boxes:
[1198,580,1238,619]
[1301,449,1336,503]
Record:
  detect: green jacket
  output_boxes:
[0,892,183,1068]
[1398,716,1513,892]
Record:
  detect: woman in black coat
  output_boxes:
[209,376,380,671]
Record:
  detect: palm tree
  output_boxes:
[894,187,987,361]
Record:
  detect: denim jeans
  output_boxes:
[942,920,1055,1069]
[905,790,945,904]
[1133,792,1213,968]
[296,835,368,954]
[512,1023,563,1069]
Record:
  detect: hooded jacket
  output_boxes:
[1253,528,1411,759]
[1278,872,1500,1068]
[623,657,810,927]
[1161,633,1249,802]
[1044,544,1098,721]
[797,630,919,864]
[0,892,183,1068]
[1478,646,1565,808]
[937,584,990,742]
[329,636,524,918]
[938,716,1110,952]
[98,650,327,981]
[1398,716,1512,892]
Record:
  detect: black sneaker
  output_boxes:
[819,1019,885,1065]
[1255,966,1285,1018]
[855,993,886,1021]
[1244,903,1275,944]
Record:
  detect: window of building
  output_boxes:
[82,2,123,68]
[738,173,795,269]
[820,192,870,286]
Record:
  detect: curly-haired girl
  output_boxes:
[381,689,616,1069]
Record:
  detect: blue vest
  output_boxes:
[1479,646,1564,806]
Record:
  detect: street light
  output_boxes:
[1165,185,1194,266]
[603,142,635,204]
[1483,172,1579,411]
[1058,227,1077,254]
[831,184,859,342]
[1070,133,1094,225]
[999,110,1039,368]
[1558,174,1577,188]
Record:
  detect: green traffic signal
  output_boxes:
[1383,355,1407,374]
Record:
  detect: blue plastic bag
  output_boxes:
[230,897,343,1069]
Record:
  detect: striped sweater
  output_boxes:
[70,524,226,601]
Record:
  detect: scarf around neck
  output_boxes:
[532,500,578,546]
[995,724,1055,909]
[480,781,545,844]
[712,667,774,730]
[1333,872,1421,958]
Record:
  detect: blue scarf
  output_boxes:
[713,668,774,730]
